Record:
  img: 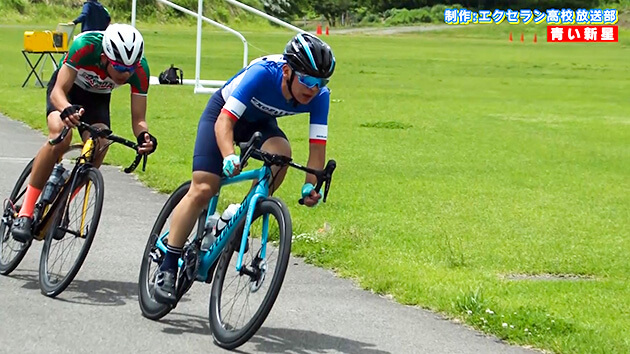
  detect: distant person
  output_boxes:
[71,0,111,32]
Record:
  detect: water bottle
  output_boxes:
[215,204,240,236]
[61,168,70,183]
[41,163,66,203]
[200,212,220,251]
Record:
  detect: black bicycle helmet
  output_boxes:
[283,33,335,79]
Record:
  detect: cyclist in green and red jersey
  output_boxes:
[12,23,158,243]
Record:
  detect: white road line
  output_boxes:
[0,157,32,163]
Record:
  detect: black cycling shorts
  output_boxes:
[46,69,111,136]
[192,89,288,175]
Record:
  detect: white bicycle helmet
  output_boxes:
[102,23,144,66]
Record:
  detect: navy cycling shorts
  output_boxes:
[192,89,288,175]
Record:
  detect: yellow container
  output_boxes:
[24,31,68,52]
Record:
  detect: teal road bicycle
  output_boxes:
[138,132,336,349]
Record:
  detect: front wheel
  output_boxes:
[0,159,34,275]
[209,197,292,350]
[39,167,104,297]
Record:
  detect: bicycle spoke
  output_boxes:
[0,161,33,275]
[218,234,280,330]
[45,186,96,282]
[46,238,75,282]
[209,198,294,350]
[139,182,199,320]
[40,168,104,296]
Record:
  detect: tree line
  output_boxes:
[3,0,609,27]
[262,0,602,26]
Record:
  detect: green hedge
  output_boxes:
[1,0,268,25]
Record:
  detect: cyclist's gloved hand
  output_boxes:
[136,131,158,155]
[222,154,241,177]
[60,105,83,128]
[301,183,321,207]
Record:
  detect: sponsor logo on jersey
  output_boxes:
[250,97,299,117]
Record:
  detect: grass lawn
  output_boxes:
[0,19,629,353]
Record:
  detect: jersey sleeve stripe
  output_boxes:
[309,139,327,145]
[221,108,239,122]
[309,123,328,142]
[223,96,246,119]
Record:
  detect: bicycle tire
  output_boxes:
[0,159,34,275]
[39,167,104,297]
[138,181,204,320]
[209,197,292,350]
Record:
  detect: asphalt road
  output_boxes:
[0,113,538,354]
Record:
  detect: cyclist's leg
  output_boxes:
[227,120,289,251]
[154,91,223,304]
[234,118,291,193]
[167,171,221,249]
[167,90,225,250]
[261,137,291,192]
[12,70,73,242]
[76,91,112,168]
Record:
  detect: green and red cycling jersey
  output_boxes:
[62,31,150,96]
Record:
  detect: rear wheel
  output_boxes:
[0,159,34,275]
[138,181,205,320]
[1,144,83,276]
[39,167,104,297]
[209,197,292,350]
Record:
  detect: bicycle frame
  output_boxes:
[31,121,143,240]
[30,139,96,240]
[155,165,273,282]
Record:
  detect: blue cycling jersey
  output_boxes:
[220,55,329,145]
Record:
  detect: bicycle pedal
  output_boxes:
[53,228,66,240]
[33,231,46,241]
[149,249,162,263]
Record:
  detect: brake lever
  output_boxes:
[321,160,336,203]
[298,159,337,205]
[323,176,332,203]
[124,153,142,173]
[142,153,147,172]
[298,171,324,205]
[49,105,85,145]
[49,127,70,145]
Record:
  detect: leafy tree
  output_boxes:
[309,0,357,26]
[261,0,309,21]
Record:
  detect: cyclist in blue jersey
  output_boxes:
[153,33,336,304]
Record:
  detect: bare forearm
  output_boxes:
[50,66,76,111]
[305,143,325,185]
[215,114,236,157]
[131,94,148,136]
[132,120,149,137]
[50,87,71,112]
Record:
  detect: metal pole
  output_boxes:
[223,0,306,34]
[196,0,203,89]
[157,0,249,69]
[131,0,137,27]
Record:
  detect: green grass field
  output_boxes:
[1,20,629,353]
